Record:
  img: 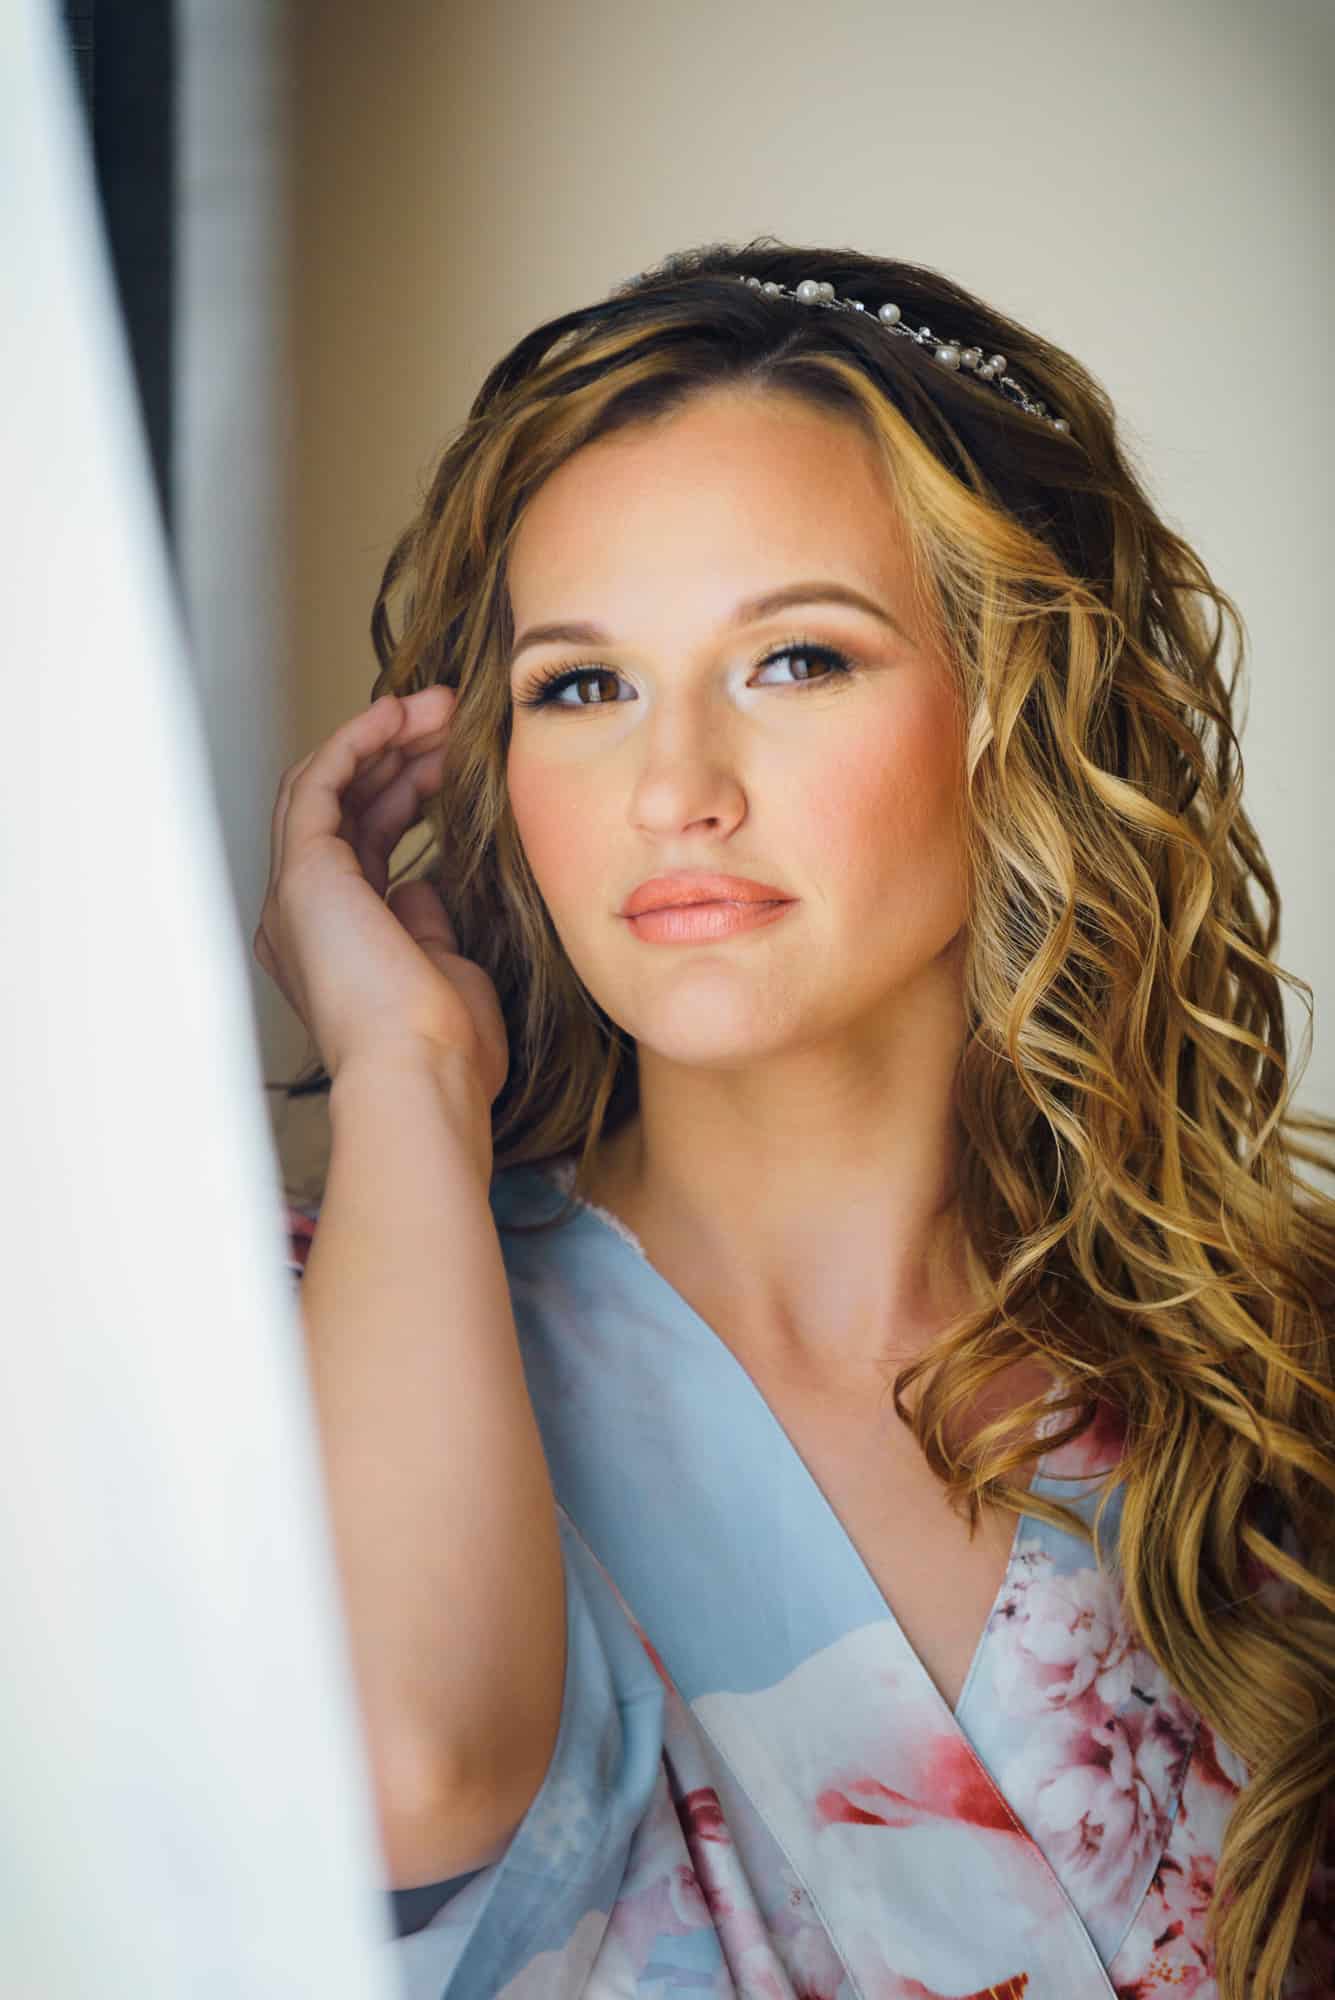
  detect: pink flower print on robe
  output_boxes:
[991,1547,1167,1721]
[597,1675,852,1999]
[601,1774,844,1998]
[1109,1849,1221,1998]
[1012,1699,1196,1924]
[1103,1719,1252,1995]
[677,1787,849,2000]
[988,1546,1199,1939]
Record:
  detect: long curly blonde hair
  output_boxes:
[276,236,1335,1992]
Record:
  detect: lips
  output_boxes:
[621,872,793,918]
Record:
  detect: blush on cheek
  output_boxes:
[804,741,937,857]
[804,711,965,911]
[505,759,598,904]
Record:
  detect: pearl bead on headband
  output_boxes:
[732,273,1073,437]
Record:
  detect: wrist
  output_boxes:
[329,1044,494,1168]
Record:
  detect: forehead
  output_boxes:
[507,388,911,621]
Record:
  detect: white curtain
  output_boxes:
[2,3,399,1992]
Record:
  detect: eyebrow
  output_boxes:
[507,580,908,668]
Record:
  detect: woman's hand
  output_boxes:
[253,687,509,1104]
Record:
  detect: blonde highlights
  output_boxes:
[278,237,1335,1990]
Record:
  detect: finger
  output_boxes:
[349,743,449,895]
[280,693,419,866]
[262,706,393,935]
[272,687,455,902]
[340,715,452,820]
[349,687,455,777]
[386,877,459,957]
[337,724,453,857]
[291,687,456,849]
[338,686,458,846]
[336,744,407,847]
[265,746,318,910]
[343,704,459,796]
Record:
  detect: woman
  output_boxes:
[259,238,1335,1997]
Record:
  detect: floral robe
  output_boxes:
[283,1156,1335,1998]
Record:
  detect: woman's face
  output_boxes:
[504,387,971,1070]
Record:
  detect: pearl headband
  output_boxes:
[731,274,1072,437]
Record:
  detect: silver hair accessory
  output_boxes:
[733,274,1072,435]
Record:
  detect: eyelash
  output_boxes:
[514,634,858,710]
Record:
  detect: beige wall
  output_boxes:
[274,0,1334,1194]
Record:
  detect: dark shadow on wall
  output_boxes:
[60,0,176,555]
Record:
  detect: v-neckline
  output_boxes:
[528,1152,1060,1726]
[498,1157,1135,1992]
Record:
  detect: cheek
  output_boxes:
[505,750,601,902]
[806,702,965,891]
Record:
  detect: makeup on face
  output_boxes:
[623,899,798,945]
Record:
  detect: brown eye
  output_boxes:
[516,663,627,709]
[515,637,857,710]
[751,642,855,688]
